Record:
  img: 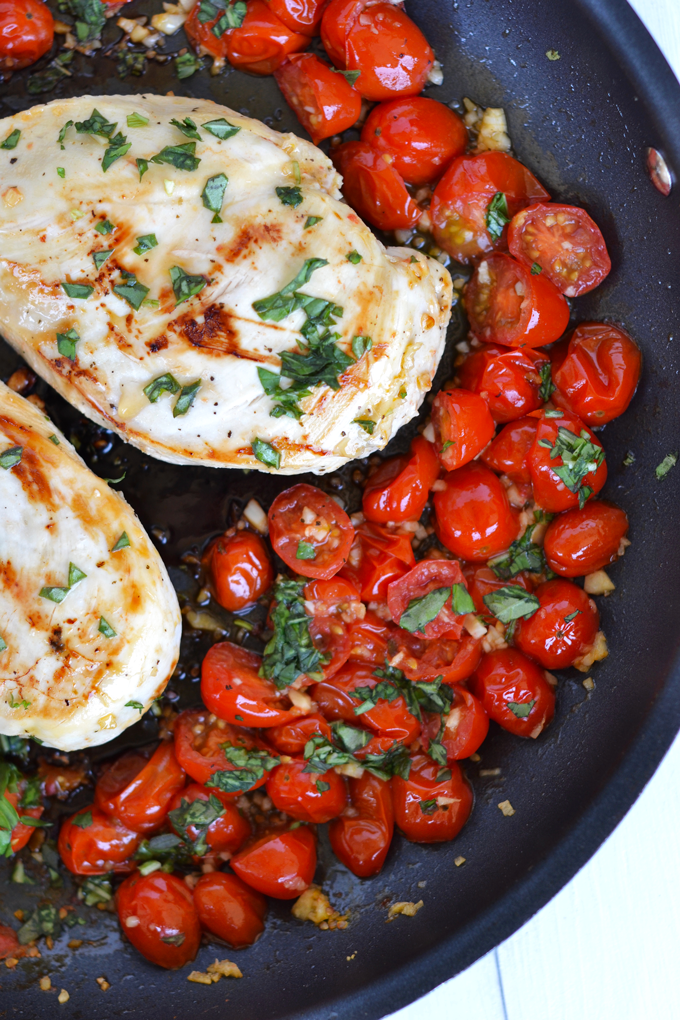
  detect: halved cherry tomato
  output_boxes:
[225,0,309,75]
[319,0,360,66]
[0,0,54,72]
[201,643,306,729]
[308,615,351,678]
[462,564,534,616]
[430,387,496,471]
[433,462,520,561]
[392,754,472,843]
[329,772,394,877]
[332,140,420,232]
[268,0,326,34]
[420,686,489,759]
[361,97,467,186]
[168,784,251,854]
[275,53,361,143]
[390,631,483,683]
[117,871,201,969]
[325,664,421,741]
[352,522,416,602]
[543,500,629,578]
[269,483,354,580]
[347,609,392,665]
[386,559,468,639]
[528,409,607,514]
[465,253,570,349]
[173,708,275,793]
[4,781,44,854]
[303,577,363,621]
[210,530,273,612]
[508,203,611,297]
[514,578,600,669]
[459,344,550,423]
[184,0,228,59]
[193,872,267,948]
[267,758,347,822]
[231,826,317,898]
[431,151,550,264]
[550,322,642,425]
[58,807,140,875]
[481,415,538,483]
[471,648,555,738]
[95,742,185,835]
[362,436,439,524]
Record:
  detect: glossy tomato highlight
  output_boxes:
[528,409,607,513]
[266,758,347,823]
[433,461,520,561]
[231,826,317,899]
[95,741,185,835]
[225,0,309,75]
[514,578,600,669]
[58,807,140,875]
[210,530,273,612]
[201,643,307,728]
[361,97,467,186]
[116,871,201,969]
[430,387,496,470]
[471,648,555,738]
[344,2,434,101]
[551,322,642,425]
[362,435,439,524]
[329,772,394,876]
[193,872,267,948]
[0,0,54,72]
[481,415,538,483]
[392,754,472,843]
[543,500,629,577]
[275,53,361,143]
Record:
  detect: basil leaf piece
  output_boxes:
[0,636,7,654]
[17,904,61,943]
[75,108,117,139]
[72,810,93,829]
[168,792,225,856]
[656,452,678,480]
[98,617,116,638]
[451,583,475,615]
[346,250,362,264]
[316,780,331,793]
[296,540,316,560]
[61,282,94,300]
[126,700,144,713]
[351,335,372,358]
[95,219,114,234]
[48,435,60,445]
[304,215,322,229]
[127,112,149,128]
[531,261,542,275]
[485,191,510,241]
[150,142,200,172]
[261,578,328,689]
[419,798,438,815]
[57,328,80,361]
[133,233,158,255]
[136,157,149,181]
[175,52,200,79]
[488,525,547,580]
[538,361,555,402]
[57,121,73,148]
[201,172,228,215]
[332,68,361,86]
[169,266,207,306]
[144,373,180,403]
[113,273,150,310]
[276,186,303,207]
[483,585,540,623]
[57,167,65,178]
[39,585,70,603]
[102,133,131,172]
[353,418,375,434]
[93,250,113,270]
[252,438,281,470]
[173,380,201,417]
[508,699,536,718]
[544,426,606,508]
[1,129,20,150]
[253,258,328,321]
[399,586,451,635]
[26,50,74,95]
[206,746,279,796]
[0,446,23,470]
[202,117,241,141]
[197,0,221,22]
[112,532,130,552]
[68,563,86,586]
[170,116,201,140]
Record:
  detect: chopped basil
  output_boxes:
[304,216,323,229]
[175,52,200,79]
[112,532,130,551]
[253,258,328,321]
[150,142,201,172]
[169,265,207,306]
[353,419,375,434]
[102,133,131,172]
[93,250,113,270]
[296,540,316,560]
[57,121,73,148]
[79,875,112,906]
[72,810,93,829]
[656,452,677,480]
[451,583,475,615]
[48,435,60,445]
[57,167,65,178]
[133,233,158,255]
[351,335,372,358]
[543,408,563,418]
[485,191,510,241]
[303,727,410,781]
[98,617,116,638]
[144,373,180,403]
[508,699,536,718]
[170,116,201,140]
[202,172,228,215]
[39,585,69,603]
[0,637,7,653]
[488,525,547,579]
[75,108,117,139]
[8,693,30,710]
[56,328,80,361]
[538,362,555,402]
[351,680,399,715]
[125,700,144,713]
[205,746,279,797]
[540,426,605,508]
[252,438,281,470]
[202,118,241,141]
[623,451,635,467]
[276,186,303,207]
[26,50,74,95]
[117,50,146,78]
[419,798,438,815]
[346,250,362,264]
[0,129,20,150]
[546,49,561,60]
[0,446,23,469]
[531,262,543,275]
[113,272,150,310]
[399,586,451,634]
[483,585,540,623]
[197,0,221,23]
[564,610,581,623]
[136,157,149,181]
[316,780,331,793]
[68,563,86,586]
[127,112,149,129]
[173,380,201,417]
[61,282,94,300]
[17,904,62,943]
[261,578,327,689]
[332,68,361,86]
[95,219,115,235]
[209,0,246,34]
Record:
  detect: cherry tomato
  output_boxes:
[465,253,570,349]
[266,758,347,823]
[363,436,439,524]
[347,609,392,665]
[95,742,185,835]
[328,663,421,742]
[117,871,201,969]
[459,344,550,424]
[344,2,433,100]
[528,409,607,514]
[0,0,53,72]
[481,415,538,483]
[308,614,351,678]
[462,564,534,616]
[430,387,496,471]
[201,642,306,729]
[431,151,550,264]
[184,0,228,59]
[168,784,251,854]
[332,140,420,232]
[433,462,520,561]
[471,648,555,738]
[210,530,273,612]
[193,872,266,948]
[440,687,489,759]
[361,97,467,186]
[268,0,326,34]
[392,754,472,843]
[267,713,332,755]
[311,677,359,723]
[543,500,629,578]
[38,759,88,800]
[328,772,394,876]
[508,202,611,297]
[4,782,43,854]
[352,525,415,603]
[386,558,468,639]
[58,807,140,875]
[390,631,483,684]
[275,53,361,143]
[514,578,600,669]
[269,483,354,580]
[231,826,317,898]
[173,708,274,793]
[319,0,360,66]
[550,322,642,425]
[303,577,362,620]
[226,0,309,75]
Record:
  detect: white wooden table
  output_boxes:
[387,3,680,1018]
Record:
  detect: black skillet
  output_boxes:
[1,0,680,1016]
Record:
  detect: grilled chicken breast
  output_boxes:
[0,94,452,474]
[0,381,181,750]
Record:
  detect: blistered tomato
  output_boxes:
[269,483,354,580]
[58,807,140,875]
[543,500,629,577]
[116,871,201,969]
[513,578,600,669]
[550,322,642,425]
[266,758,347,823]
[329,772,394,876]
[210,530,273,612]
[274,53,361,143]
[362,436,439,524]
[173,708,276,793]
[392,754,473,843]
[267,713,332,755]
[95,742,185,835]
[528,409,607,514]
[0,0,54,72]
[459,344,550,423]
[430,387,496,471]
[471,648,555,738]
[193,872,267,948]
[481,416,538,483]
[433,462,520,561]
[361,97,467,186]
[386,558,468,640]
[168,784,251,854]
[343,2,433,101]
[231,826,317,899]
[332,141,421,232]
[225,0,309,75]
[201,643,307,729]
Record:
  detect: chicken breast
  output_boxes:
[0,381,181,751]
[0,94,452,474]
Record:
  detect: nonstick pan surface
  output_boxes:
[1,0,679,1017]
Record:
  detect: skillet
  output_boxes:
[0,0,679,1016]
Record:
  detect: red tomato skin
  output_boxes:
[551,322,642,425]
[4,786,43,854]
[269,0,327,34]
[481,415,538,483]
[386,558,468,640]
[421,686,489,760]
[392,755,472,843]
[471,648,555,738]
[168,784,251,854]
[0,0,53,71]
[193,872,266,949]
[332,140,420,232]
[462,564,534,616]
[362,436,439,524]
[431,387,496,471]
[514,578,600,669]
[347,610,392,665]
[308,614,351,679]
[310,678,359,723]
[117,871,201,969]
[184,0,228,58]
[201,642,303,728]
[431,151,551,264]
[319,0,361,65]
[361,97,467,186]
[543,501,629,578]
[267,713,332,755]
[459,344,550,424]
[356,547,410,602]
[326,664,421,742]
[95,742,185,835]
[528,410,607,513]
[210,530,273,612]
[465,253,570,349]
[393,631,483,684]
[173,708,272,793]
[269,483,354,580]
[226,0,309,75]
[266,759,347,823]
[344,2,433,100]
[58,807,140,875]
[274,53,361,143]
[328,772,394,877]
[508,202,611,297]
[231,827,317,899]
[433,462,520,562]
